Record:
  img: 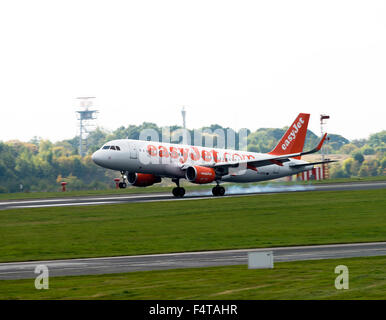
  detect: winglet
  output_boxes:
[301,133,328,156]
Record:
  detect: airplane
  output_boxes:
[92,113,336,197]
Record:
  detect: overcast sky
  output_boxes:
[0,0,385,143]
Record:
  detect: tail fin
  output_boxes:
[269,113,310,159]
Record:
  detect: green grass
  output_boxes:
[0,176,384,201]
[1,256,385,299]
[0,189,385,263]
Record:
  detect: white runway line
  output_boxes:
[6,201,118,209]
[0,193,169,205]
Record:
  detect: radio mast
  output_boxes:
[181,106,187,129]
[76,97,98,157]
[320,114,330,179]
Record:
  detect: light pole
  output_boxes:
[320,114,330,161]
[320,114,330,179]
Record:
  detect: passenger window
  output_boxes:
[116,146,121,151]
[110,146,116,150]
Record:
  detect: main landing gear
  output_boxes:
[118,171,127,189]
[170,179,225,197]
[172,178,185,198]
[212,183,225,196]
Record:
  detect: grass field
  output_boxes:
[0,189,385,263]
[0,176,384,201]
[0,256,385,299]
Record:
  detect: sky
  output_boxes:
[0,0,385,143]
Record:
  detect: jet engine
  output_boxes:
[128,173,161,187]
[185,166,216,184]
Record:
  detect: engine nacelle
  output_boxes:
[185,166,216,184]
[128,173,161,187]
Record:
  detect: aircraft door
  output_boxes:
[130,145,138,159]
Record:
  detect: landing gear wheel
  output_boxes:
[178,187,185,197]
[118,182,127,189]
[212,186,225,196]
[172,179,185,198]
[172,187,185,198]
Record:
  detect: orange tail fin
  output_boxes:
[269,113,310,159]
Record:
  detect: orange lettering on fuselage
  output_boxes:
[158,145,169,157]
[211,150,219,162]
[242,154,255,160]
[233,153,242,161]
[190,147,200,161]
[169,146,179,159]
[179,147,189,163]
[147,145,157,156]
[146,144,255,164]
[202,150,212,162]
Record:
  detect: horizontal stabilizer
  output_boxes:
[289,159,337,168]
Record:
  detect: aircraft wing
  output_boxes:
[202,133,328,170]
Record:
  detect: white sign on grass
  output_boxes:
[248,251,274,269]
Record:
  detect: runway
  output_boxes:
[0,242,385,280]
[0,180,385,210]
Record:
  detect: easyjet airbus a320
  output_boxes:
[92,113,335,197]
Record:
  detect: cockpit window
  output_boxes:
[101,145,121,151]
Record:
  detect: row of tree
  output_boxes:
[0,123,384,193]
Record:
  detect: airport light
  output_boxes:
[61,182,67,192]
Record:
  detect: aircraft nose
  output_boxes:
[92,150,102,166]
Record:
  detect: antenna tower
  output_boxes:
[76,97,98,157]
[181,106,187,129]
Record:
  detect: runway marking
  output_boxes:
[6,201,119,209]
[0,193,169,205]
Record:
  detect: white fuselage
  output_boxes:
[92,139,313,183]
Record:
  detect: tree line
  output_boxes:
[0,123,384,193]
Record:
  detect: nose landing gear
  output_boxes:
[118,171,127,189]
[172,178,185,197]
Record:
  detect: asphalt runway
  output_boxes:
[0,242,385,280]
[0,180,385,210]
